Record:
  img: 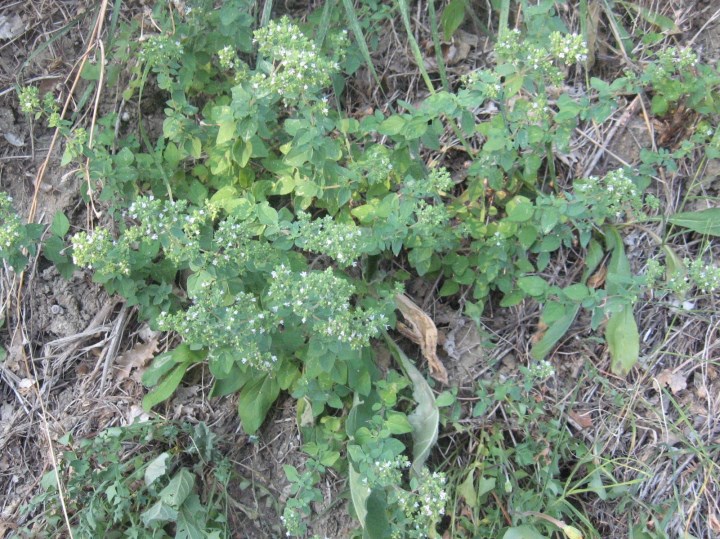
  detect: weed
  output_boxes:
[4,0,720,536]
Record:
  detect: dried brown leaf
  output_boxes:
[115,339,159,381]
[568,409,594,429]
[395,294,449,384]
[587,265,607,288]
[655,369,687,395]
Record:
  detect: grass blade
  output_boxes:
[341,0,380,85]
[396,0,436,94]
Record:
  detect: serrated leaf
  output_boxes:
[506,195,534,222]
[384,335,439,475]
[159,468,195,508]
[669,208,720,236]
[606,304,639,376]
[378,115,406,136]
[50,212,70,237]
[144,452,170,486]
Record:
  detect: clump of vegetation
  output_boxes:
[4,0,719,537]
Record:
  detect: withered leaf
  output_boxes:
[395,294,449,384]
[115,339,159,381]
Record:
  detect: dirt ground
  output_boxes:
[1,1,720,538]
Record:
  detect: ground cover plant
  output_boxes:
[1,0,719,538]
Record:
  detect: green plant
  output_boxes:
[6,0,720,536]
[21,421,231,538]
[0,193,43,271]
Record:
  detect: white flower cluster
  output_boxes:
[495,29,587,85]
[393,468,448,538]
[157,284,280,372]
[0,193,23,253]
[18,86,40,115]
[293,212,365,267]
[71,228,130,276]
[267,265,387,349]
[574,169,649,221]
[138,35,183,67]
[462,69,502,100]
[527,359,554,381]
[251,17,346,100]
[549,32,588,64]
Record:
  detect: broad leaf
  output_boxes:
[142,361,189,410]
[159,468,195,508]
[144,452,170,486]
[363,488,390,539]
[141,501,178,526]
[669,208,720,237]
[384,335,439,475]
[237,373,280,434]
[502,525,548,539]
[441,0,467,40]
[50,212,70,237]
[349,463,370,527]
[606,304,639,376]
[530,304,580,360]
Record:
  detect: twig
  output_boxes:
[582,94,642,177]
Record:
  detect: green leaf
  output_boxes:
[349,463,371,527]
[606,303,639,376]
[385,411,413,434]
[441,0,467,40]
[378,115,406,136]
[517,276,548,297]
[669,208,720,236]
[144,452,170,486]
[142,361,189,410]
[50,212,70,237]
[502,525,548,539]
[256,202,278,227]
[363,489,391,539]
[217,118,237,145]
[237,373,280,434]
[141,501,178,526]
[563,284,589,301]
[384,335,439,475]
[159,468,195,508]
[505,195,534,222]
[457,469,477,507]
[232,138,253,167]
[531,304,580,360]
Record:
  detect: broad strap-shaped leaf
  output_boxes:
[606,303,639,376]
[530,304,580,360]
[668,208,720,237]
[363,488,391,539]
[237,372,280,434]
[384,334,439,475]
